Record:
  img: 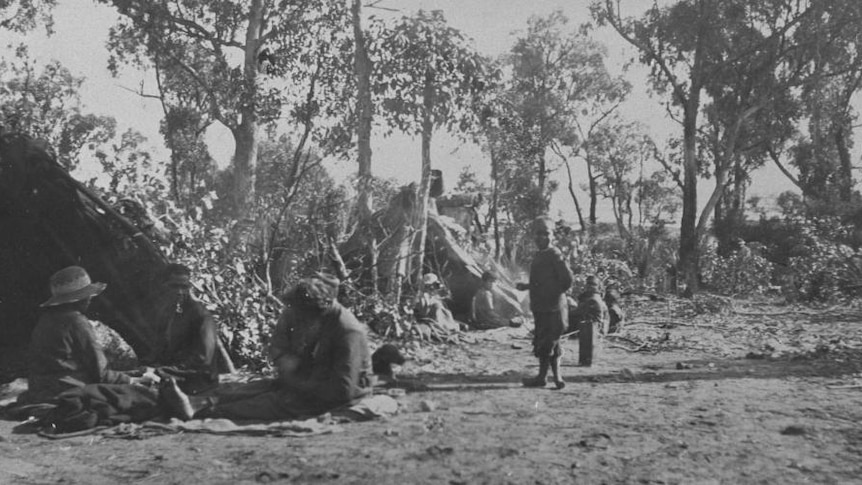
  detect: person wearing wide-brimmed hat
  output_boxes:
[24,266,138,403]
[144,263,219,394]
[160,275,374,421]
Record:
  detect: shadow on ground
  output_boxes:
[402,348,862,392]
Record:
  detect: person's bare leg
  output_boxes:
[161,377,213,420]
[551,354,565,390]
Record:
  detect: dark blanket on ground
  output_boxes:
[41,384,162,433]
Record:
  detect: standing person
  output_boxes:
[575,275,610,367]
[147,263,219,394]
[24,266,147,403]
[516,217,574,390]
[161,276,375,421]
[471,270,507,329]
[604,280,625,334]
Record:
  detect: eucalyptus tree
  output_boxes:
[767,0,862,211]
[372,9,491,291]
[590,119,654,239]
[593,0,817,294]
[508,11,628,221]
[101,0,352,218]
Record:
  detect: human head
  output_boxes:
[284,276,339,314]
[163,263,193,300]
[40,266,106,309]
[481,270,497,289]
[532,216,554,250]
[585,275,602,293]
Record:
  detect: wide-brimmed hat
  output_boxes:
[40,266,106,307]
[422,273,440,287]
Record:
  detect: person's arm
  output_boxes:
[554,250,574,293]
[73,317,131,385]
[184,304,217,369]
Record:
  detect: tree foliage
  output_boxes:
[0,46,116,170]
[371,9,491,292]
[101,0,352,217]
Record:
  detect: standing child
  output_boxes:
[575,275,610,367]
[516,217,573,389]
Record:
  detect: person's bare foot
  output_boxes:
[160,377,195,420]
[553,379,566,390]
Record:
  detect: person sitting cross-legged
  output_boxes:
[161,276,375,421]
[144,263,219,394]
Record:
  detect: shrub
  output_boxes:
[783,217,862,302]
[700,241,774,296]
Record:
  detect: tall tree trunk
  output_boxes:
[490,144,501,259]
[587,158,598,226]
[352,0,374,220]
[413,72,435,295]
[537,153,548,215]
[231,0,265,218]
[835,127,853,202]
[563,158,586,231]
[678,96,701,296]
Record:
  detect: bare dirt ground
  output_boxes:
[2,296,862,485]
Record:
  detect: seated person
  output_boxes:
[145,264,219,394]
[23,266,153,404]
[162,276,374,421]
[413,273,459,332]
[470,270,508,329]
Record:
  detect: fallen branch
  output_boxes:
[626,319,712,328]
[826,384,862,390]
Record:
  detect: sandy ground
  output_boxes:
[2,297,862,484]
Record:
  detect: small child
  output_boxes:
[516,216,574,389]
[471,270,507,329]
[604,280,625,334]
[575,275,610,367]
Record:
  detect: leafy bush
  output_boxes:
[700,241,774,296]
[783,217,862,302]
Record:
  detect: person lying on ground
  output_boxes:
[21,266,156,404]
[143,263,219,394]
[573,275,610,367]
[515,216,574,390]
[161,276,375,421]
[470,270,508,329]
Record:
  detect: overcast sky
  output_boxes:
[14,0,845,222]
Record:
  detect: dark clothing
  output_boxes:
[533,309,567,358]
[527,247,573,313]
[527,246,573,359]
[27,308,131,403]
[204,303,373,421]
[576,290,609,366]
[42,383,161,433]
[149,297,219,391]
